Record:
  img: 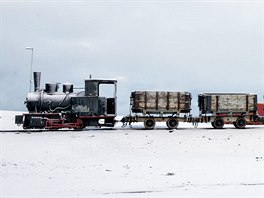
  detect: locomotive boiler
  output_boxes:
[26,72,76,113]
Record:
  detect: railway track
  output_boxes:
[0,129,77,133]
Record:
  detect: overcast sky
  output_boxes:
[1,0,263,115]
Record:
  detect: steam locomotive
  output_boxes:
[15,72,117,130]
[15,72,264,130]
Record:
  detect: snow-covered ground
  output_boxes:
[1,111,264,197]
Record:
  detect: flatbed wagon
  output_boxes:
[196,93,259,129]
[121,91,192,129]
[121,92,264,129]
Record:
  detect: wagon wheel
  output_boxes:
[144,118,156,130]
[166,118,179,129]
[212,118,224,129]
[234,118,246,129]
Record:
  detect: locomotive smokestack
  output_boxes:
[33,72,41,92]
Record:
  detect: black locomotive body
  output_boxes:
[15,72,117,129]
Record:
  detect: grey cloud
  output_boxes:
[1,1,263,115]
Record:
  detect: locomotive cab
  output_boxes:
[72,79,117,116]
[71,79,117,127]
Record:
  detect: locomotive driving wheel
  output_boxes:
[166,118,179,129]
[73,118,84,130]
[212,118,224,129]
[144,118,156,129]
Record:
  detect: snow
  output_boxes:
[1,111,264,197]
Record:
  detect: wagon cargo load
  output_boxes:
[198,93,257,115]
[131,91,192,115]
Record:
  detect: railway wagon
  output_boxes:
[198,93,258,129]
[257,103,264,116]
[122,91,192,129]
